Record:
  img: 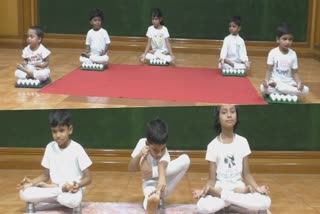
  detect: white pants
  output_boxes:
[79,54,109,64]
[142,154,190,209]
[19,186,83,208]
[146,51,172,63]
[197,181,271,214]
[260,81,309,96]
[219,61,246,69]
[15,64,50,81]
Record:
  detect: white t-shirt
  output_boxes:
[131,138,170,180]
[41,140,92,185]
[267,47,298,83]
[206,134,251,184]
[22,44,51,67]
[220,34,248,63]
[85,28,111,55]
[146,25,170,53]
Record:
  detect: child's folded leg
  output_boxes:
[33,68,50,81]
[89,54,109,65]
[196,195,226,214]
[80,56,93,64]
[56,189,83,209]
[19,186,62,203]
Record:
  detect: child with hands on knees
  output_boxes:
[261,23,309,96]
[193,105,271,214]
[128,118,190,214]
[15,26,51,81]
[80,8,111,66]
[140,8,175,64]
[18,110,92,212]
[219,16,250,71]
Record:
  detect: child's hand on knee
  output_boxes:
[192,189,203,199]
[140,54,146,63]
[17,177,33,190]
[298,82,304,91]
[70,181,80,193]
[61,182,73,192]
[255,185,270,195]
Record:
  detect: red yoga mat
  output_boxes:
[39,64,267,105]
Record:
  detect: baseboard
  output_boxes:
[1,148,319,174]
[15,34,313,57]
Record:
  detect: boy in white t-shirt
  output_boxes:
[261,23,309,96]
[18,110,92,213]
[140,8,175,64]
[15,26,51,81]
[128,118,190,214]
[80,8,111,65]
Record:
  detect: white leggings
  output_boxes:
[197,182,271,214]
[146,51,172,63]
[79,54,109,64]
[260,81,309,96]
[19,186,83,208]
[142,154,190,209]
[15,64,50,81]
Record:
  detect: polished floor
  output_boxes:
[0,48,319,110]
[2,170,320,214]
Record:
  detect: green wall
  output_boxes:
[1,105,319,151]
[38,0,309,41]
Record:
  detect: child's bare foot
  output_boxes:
[139,154,152,179]
[16,63,25,70]
[146,191,160,214]
[36,182,58,188]
[269,81,277,87]
[234,185,253,193]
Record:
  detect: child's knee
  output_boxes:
[57,193,82,208]
[19,187,36,202]
[179,154,190,169]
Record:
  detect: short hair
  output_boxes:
[230,16,241,27]
[151,8,164,25]
[89,8,104,21]
[276,22,293,38]
[49,110,72,127]
[213,105,240,133]
[29,26,44,39]
[146,118,168,144]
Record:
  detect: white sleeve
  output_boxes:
[220,37,228,60]
[241,138,251,158]
[77,146,92,171]
[239,40,248,62]
[267,50,274,65]
[85,31,91,45]
[104,30,111,44]
[21,47,28,59]
[205,143,217,162]
[131,138,146,158]
[41,145,50,169]
[146,27,152,38]
[41,46,51,59]
[163,27,170,38]
[291,52,298,69]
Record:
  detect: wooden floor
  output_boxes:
[0,48,319,110]
[1,169,320,214]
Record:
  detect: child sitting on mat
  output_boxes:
[128,118,190,214]
[193,105,271,214]
[140,8,175,64]
[18,110,92,213]
[260,23,309,96]
[15,26,51,81]
[219,16,250,71]
[80,8,111,66]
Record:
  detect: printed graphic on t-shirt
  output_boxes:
[152,34,164,49]
[275,59,290,75]
[29,54,43,65]
[224,154,235,168]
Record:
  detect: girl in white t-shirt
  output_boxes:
[15,26,51,81]
[80,8,111,65]
[140,8,175,64]
[261,23,309,96]
[193,105,271,214]
[219,16,250,71]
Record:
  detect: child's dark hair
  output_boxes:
[276,22,293,38]
[29,26,44,39]
[151,8,164,25]
[214,106,240,133]
[229,16,241,27]
[89,8,104,21]
[146,118,168,144]
[49,110,72,127]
